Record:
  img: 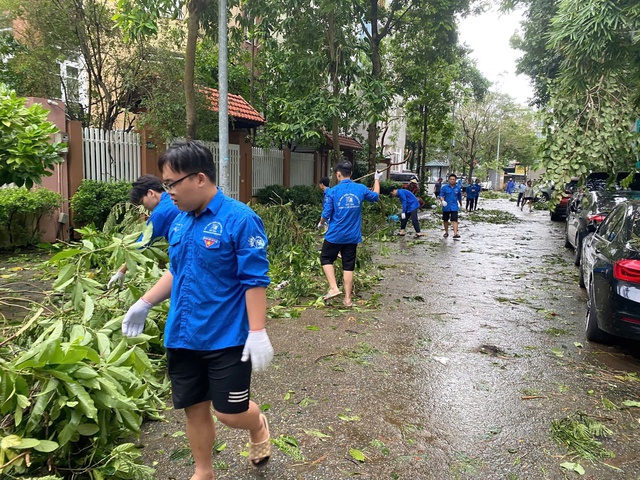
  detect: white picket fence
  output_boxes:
[199,141,240,200]
[82,128,141,182]
[289,152,315,186]
[252,147,284,195]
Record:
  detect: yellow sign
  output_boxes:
[515,166,526,175]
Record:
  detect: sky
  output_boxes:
[457,7,534,105]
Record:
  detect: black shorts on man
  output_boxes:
[167,346,251,413]
[442,211,459,222]
[320,240,357,271]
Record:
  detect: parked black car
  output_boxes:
[565,191,640,266]
[579,201,640,343]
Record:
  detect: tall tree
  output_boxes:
[509,0,640,188]
[114,0,221,139]
[3,0,156,129]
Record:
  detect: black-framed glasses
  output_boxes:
[162,172,197,192]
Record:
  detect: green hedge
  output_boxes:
[0,187,62,248]
[255,184,323,206]
[70,180,131,228]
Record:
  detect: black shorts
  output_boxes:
[523,197,533,202]
[167,346,251,413]
[320,240,357,271]
[442,211,459,222]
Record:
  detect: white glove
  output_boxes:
[122,298,152,337]
[107,271,125,289]
[441,200,448,207]
[317,221,324,229]
[400,213,406,220]
[241,329,274,372]
[374,170,384,181]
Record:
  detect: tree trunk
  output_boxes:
[328,11,342,165]
[185,0,209,140]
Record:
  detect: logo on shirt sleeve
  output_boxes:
[248,236,266,249]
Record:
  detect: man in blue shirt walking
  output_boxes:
[439,173,462,238]
[465,180,480,212]
[107,174,181,288]
[121,141,274,477]
[319,161,382,307]
[391,187,424,238]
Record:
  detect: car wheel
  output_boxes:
[542,193,550,201]
[578,259,586,288]
[550,212,561,221]
[573,236,582,266]
[585,281,610,343]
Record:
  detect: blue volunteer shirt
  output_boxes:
[166,190,270,351]
[323,187,332,222]
[322,179,379,244]
[396,189,420,213]
[466,184,480,200]
[440,184,462,212]
[144,191,181,242]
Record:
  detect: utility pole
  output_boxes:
[218,0,229,194]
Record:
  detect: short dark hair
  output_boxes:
[158,140,217,183]
[319,177,330,187]
[130,174,163,204]
[335,160,353,178]
[449,173,457,180]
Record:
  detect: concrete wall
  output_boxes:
[25,98,70,242]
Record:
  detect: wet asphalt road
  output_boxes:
[141,197,640,480]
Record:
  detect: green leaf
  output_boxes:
[33,439,59,453]
[350,448,366,462]
[622,400,640,408]
[560,462,585,474]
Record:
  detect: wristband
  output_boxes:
[249,328,266,333]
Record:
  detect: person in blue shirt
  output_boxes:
[391,187,424,238]
[465,180,480,212]
[319,161,382,307]
[473,178,482,210]
[107,174,181,289]
[506,178,516,194]
[317,176,331,229]
[121,140,274,477]
[439,173,463,238]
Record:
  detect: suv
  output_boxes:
[389,172,419,187]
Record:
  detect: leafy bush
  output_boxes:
[0,84,66,188]
[70,180,131,228]
[255,184,289,205]
[255,184,322,207]
[0,187,62,248]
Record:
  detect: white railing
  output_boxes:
[199,141,240,200]
[166,140,240,200]
[82,128,141,182]
[290,152,315,186]
[252,147,283,195]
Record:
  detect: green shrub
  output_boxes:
[255,184,289,205]
[286,184,323,206]
[70,180,131,228]
[0,187,62,248]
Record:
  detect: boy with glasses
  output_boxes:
[121,140,273,479]
[107,174,180,289]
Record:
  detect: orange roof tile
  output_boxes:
[324,133,363,151]
[201,87,265,125]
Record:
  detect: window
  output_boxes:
[59,59,87,107]
[597,205,626,242]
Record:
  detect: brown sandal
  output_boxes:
[249,413,271,468]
